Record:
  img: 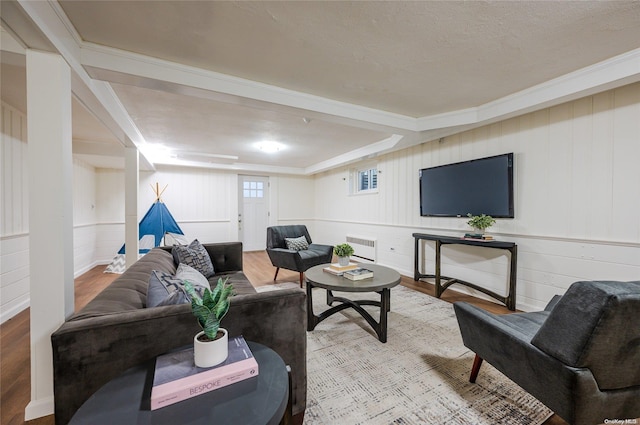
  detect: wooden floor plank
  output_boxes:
[1,251,567,425]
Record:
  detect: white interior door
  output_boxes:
[239,176,269,251]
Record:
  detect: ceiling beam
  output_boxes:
[5,0,155,170]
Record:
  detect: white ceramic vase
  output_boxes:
[338,256,350,266]
[193,328,228,368]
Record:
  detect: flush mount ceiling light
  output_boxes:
[256,141,284,153]
[139,143,173,162]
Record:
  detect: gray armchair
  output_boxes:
[266,225,333,287]
[454,280,640,425]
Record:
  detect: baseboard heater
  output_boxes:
[345,235,377,262]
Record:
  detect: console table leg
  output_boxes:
[435,240,443,298]
[414,237,420,280]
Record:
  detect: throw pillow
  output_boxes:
[285,235,309,251]
[146,265,210,308]
[147,270,189,308]
[175,263,210,291]
[172,239,215,277]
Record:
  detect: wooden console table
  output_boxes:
[412,233,517,310]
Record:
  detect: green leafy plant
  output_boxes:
[466,213,496,232]
[334,243,355,258]
[184,277,235,342]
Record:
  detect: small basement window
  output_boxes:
[350,165,378,195]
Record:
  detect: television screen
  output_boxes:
[419,153,514,218]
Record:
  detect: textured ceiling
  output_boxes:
[2,1,640,172]
[60,1,640,117]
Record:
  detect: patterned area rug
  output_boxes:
[301,285,552,425]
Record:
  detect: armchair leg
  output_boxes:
[470,354,483,383]
[274,268,280,281]
[299,272,304,288]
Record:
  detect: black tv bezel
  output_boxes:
[419,153,515,218]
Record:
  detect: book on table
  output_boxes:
[151,335,259,410]
[324,262,358,275]
[328,262,359,271]
[343,268,374,280]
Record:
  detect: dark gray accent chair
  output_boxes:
[454,280,640,425]
[266,225,333,287]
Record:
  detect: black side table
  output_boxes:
[69,342,290,425]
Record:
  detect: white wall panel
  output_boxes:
[95,166,240,260]
[1,102,102,322]
[139,166,234,223]
[314,82,640,311]
[1,103,30,322]
[1,102,28,236]
[72,158,99,275]
[0,235,30,322]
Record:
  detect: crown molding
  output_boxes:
[416,47,640,132]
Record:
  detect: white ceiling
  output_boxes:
[2,1,640,174]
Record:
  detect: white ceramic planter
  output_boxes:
[193,328,228,368]
[338,256,350,266]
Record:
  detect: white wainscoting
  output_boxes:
[0,234,30,323]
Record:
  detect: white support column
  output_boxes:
[25,50,74,420]
[125,146,139,269]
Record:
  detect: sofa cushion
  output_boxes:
[172,239,215,277]
[210,271,256,296]
[285,235,309,251]
[71,248,177,320]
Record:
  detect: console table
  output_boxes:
[412,233,517,310]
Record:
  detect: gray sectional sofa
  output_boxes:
[51,242,307,424]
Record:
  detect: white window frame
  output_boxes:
[349,164,379,195]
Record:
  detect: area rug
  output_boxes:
[300,285,553,425]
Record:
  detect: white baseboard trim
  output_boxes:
[0,298,30,324]
[73,260,104,278]
[25,396,54,420]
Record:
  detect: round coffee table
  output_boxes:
[69,342,289,425]
[305,263,401,343]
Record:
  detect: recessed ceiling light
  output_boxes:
[256,141,284,153]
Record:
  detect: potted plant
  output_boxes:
[466,213,496,234]
[184,277,235,368]
[334,243,355,266]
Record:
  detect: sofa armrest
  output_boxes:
[52,287,306,425]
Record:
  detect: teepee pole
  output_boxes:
[151,182,168,202]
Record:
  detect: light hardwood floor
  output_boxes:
[0,251,567,425]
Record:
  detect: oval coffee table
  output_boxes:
[69,342,289,425]
[305,263,401,343]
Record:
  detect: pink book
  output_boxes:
[151,335,259,410]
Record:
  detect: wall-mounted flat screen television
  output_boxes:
[419,153,514,218]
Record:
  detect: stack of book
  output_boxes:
[323,262,359,275]
[463,233,494,241]
[343,268,374,281]
[151,335,258,410]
